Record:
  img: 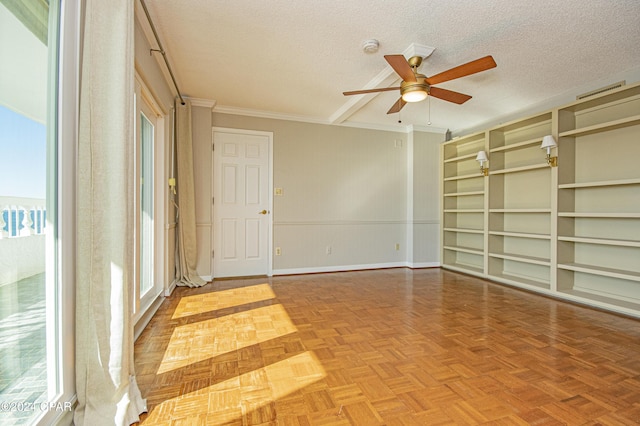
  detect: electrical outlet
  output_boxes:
[326,246,331,255]
[275,187,283,196]
[395,243,400,251]
[275,247,281,256]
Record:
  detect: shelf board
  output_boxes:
[443,134,485,149]
[489,252,550,266]
[489,272,550,290]
[557,288,640,312]
[444,152,477,163]
[443,190,485,197]
[558,262,640,282]
[558,178,640,189]
[443,245,484,255]
[490,208,551,214]
[443,227,484,234]
[443,172,484,182]
[558,236,640,248]
[489,112,552,135]
[489,163,548,175]
[489,231,551,240]
[559,114,640,138]
[442,263,484,276]
[443,209,484,213]
[489,137,542,153]
[558,212,640,218]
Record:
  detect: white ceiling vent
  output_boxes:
[576,81,626,100]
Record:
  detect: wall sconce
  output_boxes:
[476,150,489,176]
[541,135,558,167]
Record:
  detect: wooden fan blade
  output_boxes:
[387,98,407,114]
[384,55,417,82]
[429,86,472,104]
[343,87,400,96]
[426,55,496,85]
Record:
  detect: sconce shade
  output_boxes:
[476,150,488,163]
[541,135,558,150]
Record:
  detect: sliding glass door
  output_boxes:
[0,0,75,424]
[134,77,164,321]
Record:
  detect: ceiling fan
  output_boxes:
[343,54,497,114]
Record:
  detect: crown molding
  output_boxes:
[213,104,451,134]
[214,104,412,132]
[410,123,448,134]
[213,105,331,125]
[188,97,217,109]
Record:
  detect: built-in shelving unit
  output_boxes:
[487,112,554,291]
[441,81,640,318]
[441,131,487,276]
[555,83,640,316]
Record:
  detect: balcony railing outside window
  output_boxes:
[1,197,46,238]
[0,197,46,287]
[0,197,48,421]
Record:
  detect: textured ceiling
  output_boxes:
[139,0,640,135]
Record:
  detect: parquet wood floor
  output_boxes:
[133,268,640,425]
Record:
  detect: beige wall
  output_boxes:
[191,111,444,276]
[413,130,443,265]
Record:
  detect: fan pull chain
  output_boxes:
[427,96,432,126]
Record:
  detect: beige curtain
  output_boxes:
[175,100,206,287]
[75,1,146,424]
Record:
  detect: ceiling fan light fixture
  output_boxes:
[401,86,428,102]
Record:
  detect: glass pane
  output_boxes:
[0,0,56,424]
[140,113,154,296]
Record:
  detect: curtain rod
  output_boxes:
[139,0,185,105]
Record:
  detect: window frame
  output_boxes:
[37,0,80,424]
[133,74,166,326]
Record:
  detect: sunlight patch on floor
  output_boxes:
[172,283,276,319]
[143,351,326,424]
[158,303,297,374]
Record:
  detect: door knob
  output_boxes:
[258,209,269,215]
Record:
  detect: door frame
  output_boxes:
[211,127,273,278]
[133,73,166,323]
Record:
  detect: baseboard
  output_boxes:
[409,261,441,269]
[165,278,177,296]
[134,294,164,341]
[272,262,410,276]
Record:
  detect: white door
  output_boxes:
[213,128,272,278]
